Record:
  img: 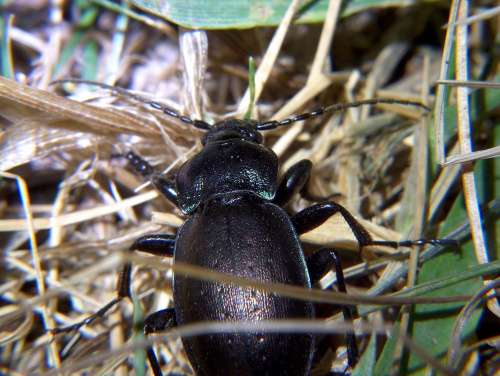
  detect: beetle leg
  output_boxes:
[307,247,359,368]
[272,159,312,207]
[369,238,461,252]
[111,151,156,177]
[119,234,177,298]
[291,202,459,253]
[152,175,179,207]
[306,248,359,368]
[273,159,341,207]
[144,308,177,376]
[113,152,181,207]
[291,201,373,251]
[49,297,124,334]
[307,247,340,286]
[50,235,176,334]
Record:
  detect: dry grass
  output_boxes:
[1,1,499,375]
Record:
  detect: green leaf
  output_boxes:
[404,238,482,374]
[406,156,498,373]
[132,292,147,376]
[129,0,435,29]
[375,136,500,374]
[352,334,377,376]
[374,204,481,374]
[374,320,400,375]
[0,14,14,79]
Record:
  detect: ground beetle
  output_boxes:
[52,83,458,375]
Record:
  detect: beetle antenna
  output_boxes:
[257,98,430,131]
[51,79,211,130]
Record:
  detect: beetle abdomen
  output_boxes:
[173,196,314,375]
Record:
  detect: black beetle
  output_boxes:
[52,85,457,375]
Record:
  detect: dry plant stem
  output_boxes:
[0,172,61,370]
[456,0,500,318]
[307,0,341,83]
[41,319,456,376]
[4,15,14,77]
[45,163,73,372]
[272,0,341,151]
[391,55,431,375]
[436,80,500,89]
[38,1,62,89]
[447,278,500,370]
[110,310,127,376]
[437,54,500,165]
[428,144,462,222]
[105,7,129,85]
[435,6,500,167]
[445,145,500,165]
[81,256,473,306]
[48,164,76,247]
[362,43,409,121]
[237,0,302,113]
[434,0,460,165]
[444,6,500,27]
[415,53,431,254]
[0,251,473,330]
[180,28,208,120]
[270,72,339,126]
[0,190,159,232]
[271,0,343,164]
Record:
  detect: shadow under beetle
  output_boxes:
[52,83,459,375]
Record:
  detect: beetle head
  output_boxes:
[201,118,262,146]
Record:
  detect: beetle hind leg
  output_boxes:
[144,308,178,376]
[306,248,359,369]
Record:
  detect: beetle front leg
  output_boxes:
[114,152,180,208]
[152,175,179,207]
[273,159,312,207]
[144,308,177,376]
[306,248,359,368]
[273,159,341,207]
[112,151,156,177]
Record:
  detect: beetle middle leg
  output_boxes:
[273,163,374,248]
[50,234,176,333]
[275,159,459,250]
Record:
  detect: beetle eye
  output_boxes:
[201,132,209,146]
[249,130,263,144]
